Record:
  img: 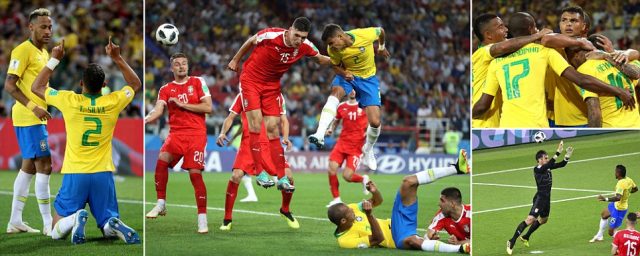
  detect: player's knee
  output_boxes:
[539,218,548,224]
[402,175,418,189]
[608,228,615,236]
[230,172,243,183]
[342,172,352,181]
[369,118,381,128]
[405,236,423,249]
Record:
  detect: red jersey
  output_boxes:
[158,76,210,136]
[229,94,286,142]
[334,101,368,150]
[614,229,640,256]
[428,204,471,240]
[241,27,319,83]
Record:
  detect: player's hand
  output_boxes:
[377,48,390,60]
[448,235,459,245]
[536,28,553,38]
[168,97,185,108]
[366,180,378,194]
[597,195,606,201]
[585,50,609,60]
[565,146,574,158]
[612,51,630,64]
[105,36,121,59]
[594,34,614,53]
[556,140,564,153]
[617,90,636,110]
[227,59,240,72]
[282,137,292,152]
[32,106,52,121]
[325,129,333,136]
[216,134,229,147]
[343,71,354,81]
[362,200,373,215]
[577,38,596,51]
[51,39,65,60]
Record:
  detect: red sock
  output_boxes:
[224,180,239,220]
[281,179,294,213]
[249,132,264,172]
[348,173,364,183]
[269,138,285,178]
[189,172,207,214]
[155,160,169,200]
[328,174,340,198]
[260,143,278,176]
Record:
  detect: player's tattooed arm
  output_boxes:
[228,35,257,72]
[144,101,166,124]
[471,94,494,118]
[540,33,595,51]
[562,67,636,109]
[490,28,552,57]
[311,54,331,65]
[585,97,602,128]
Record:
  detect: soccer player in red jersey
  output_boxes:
[217,93,300,230]
[144,52,213,234]
[612,212,640,256]
[227,17,330,190]
[326,91,371,207]
[426,187,471,245]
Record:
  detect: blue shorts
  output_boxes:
[608,202,628,229]
[331,75,381,108]
[54,172,119,228]
[15,125,50,158]
[391,190,418,249]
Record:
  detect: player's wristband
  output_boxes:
[564,157,570,161]
[378,43,385,51]
[46,58,60,70]
[26,101,37,111]
[605,197,609,202]
[555,152,561,157]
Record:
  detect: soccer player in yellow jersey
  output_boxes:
[4,8,54,235]
[590,165,638,242]
[327,150,470,253]
[472,12,635,128]
[308,24,389,171]
[30,37,141,244]
[565,36,640,128]
[472,14,552,128]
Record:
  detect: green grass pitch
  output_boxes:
[472,131,640,255]
[144,171,469,255]
[0,171,143,255]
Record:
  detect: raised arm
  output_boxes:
[228,35,257,72]
[490,28,552,57]
[216,112,238,146]
[377,27,390,59]
[106,37,141,92]
[32,40,65,100]
[365,181,383,207]
[170,95,212,114]
[144,101,166,124]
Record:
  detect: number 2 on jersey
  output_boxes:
[501,59,530,100]
[82,117,102,146]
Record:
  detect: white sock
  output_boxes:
[415,166,458,185]
[241,176,256,198]
[314,96,340,138]
[102,221,117,238]
[421,239,461,253]
[35,173,52,231]
[596,218,608,237]
[362,125,381,153]
[51,213,76,240]
[10,170,33,224]
[157,199,166,207]
[198,213,207,224]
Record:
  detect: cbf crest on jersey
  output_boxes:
[188,85,194,95]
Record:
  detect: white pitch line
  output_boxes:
[473,151,640,177]
[474,194,600,214]
[473,183,612,194]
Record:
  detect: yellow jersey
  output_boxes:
[576,59,640,128]
[614,177,636,210]
[328,27,380,78]
[44,86,135,173]
[7,40,49,127]
[552,49,588,126]
[484,43,571,128]
[544,66,556,122]
[334,203,395,249]
[471,44,501,128]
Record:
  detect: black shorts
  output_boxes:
[528,194,550,218]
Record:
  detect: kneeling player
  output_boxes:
[326,150,469,253]
[31,38,140,244]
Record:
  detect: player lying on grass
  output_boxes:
[326,150,469,253]
[590,164,638,242]
[507,140,573,255]
[31,37,141,244]
[426,187,471,245]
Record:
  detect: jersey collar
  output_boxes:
[83,93,102,106]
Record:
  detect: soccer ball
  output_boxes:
[155,23,179,45]
[533,131,547,143]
